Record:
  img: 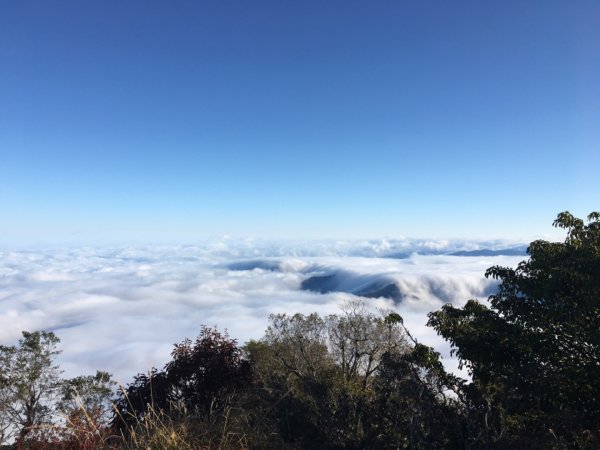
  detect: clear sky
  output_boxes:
[1,1,598,244]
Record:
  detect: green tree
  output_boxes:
[59,370,115,429]
[263,312,333,380]
[0,331,62,443]
[372,343,465,449]
[326,300,408,388]
[247,301,410,449]
[427,211,600,448]
[113,326,252,433]
[365,313,466,449]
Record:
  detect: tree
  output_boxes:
[164,326,252,415]
[326,300,408,388]
[113,326,252,433]
[253,312,339,447]
[427,211,600,448]
[263,312,333,381]
[0,331,62,443]
[262,301,408,387]
[372,344,465,450]
[59,370,116,436]
[247,301,411,449]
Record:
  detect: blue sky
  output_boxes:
[1,1,598,244]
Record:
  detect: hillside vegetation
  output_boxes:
[1,211,598,449]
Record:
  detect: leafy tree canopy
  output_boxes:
[0,331,62,443]
[112,326,252,433]
[427,211,600,448]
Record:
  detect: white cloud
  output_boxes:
[0,241,525,383]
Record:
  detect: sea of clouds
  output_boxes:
[0,238,526,383]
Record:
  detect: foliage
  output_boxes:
[263,312,333,380]
[371,343,465,449]
[59,371,115,422]
[0,332,62,443]
[427,211,600,448]
[113,326,252,437]
[117,403,277,450]
[4,211,600,449]
[327,300,409,387]
[246,301,414,449]
[51,371,117,449]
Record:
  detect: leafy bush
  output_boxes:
[113,326,252,439]
[428,211,600,448]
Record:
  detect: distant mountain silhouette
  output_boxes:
[300,274,338,293]
[449,247,527,257]
[301,273,404,303]
[227,254,506,304]
[356,282,404,301]
[227,260,282,271]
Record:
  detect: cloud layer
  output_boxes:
[0,240,525,382]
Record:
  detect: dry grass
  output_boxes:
[120,405,254,450]
[14,403,273,450]
[112,386,282,450]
